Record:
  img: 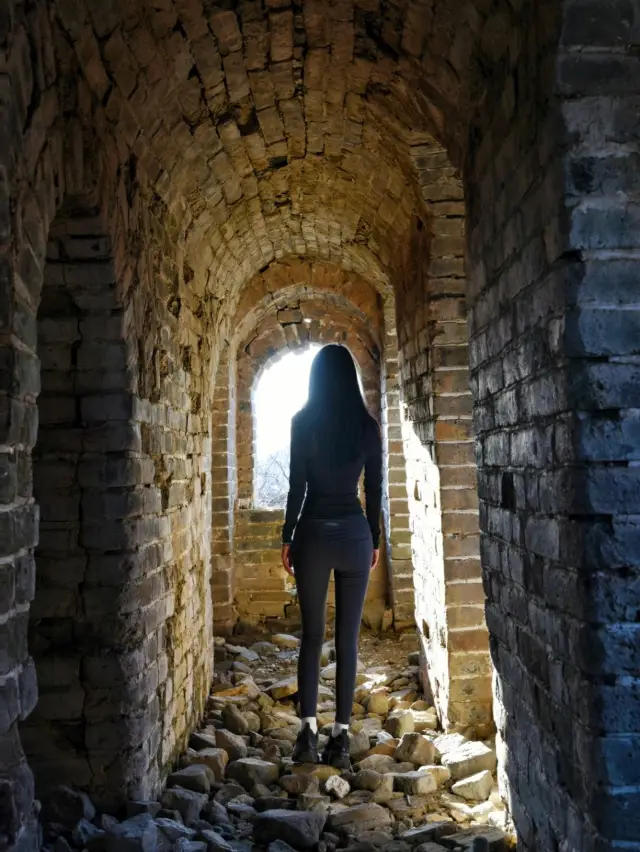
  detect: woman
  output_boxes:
[281,344,382,769]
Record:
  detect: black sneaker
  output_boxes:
[292,724,319,764]
[321,730,351,770]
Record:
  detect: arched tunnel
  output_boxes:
[1,1,639,849]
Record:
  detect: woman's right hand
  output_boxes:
[371,548,379,572]
[282,544,294,577]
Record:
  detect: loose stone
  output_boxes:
[226,757,280,788]
[451,769,494,801]
[175,841,207,852]
[155,817,197,842]
[418,765,451,787]
[297,792,331,813]
[160,788,208,824]
[222,704,250,735]
[168,765,213,794]
[353,769,391,793]
[190,732,218,750]
[214,783,246,805]
[324,774,351,799]
[29,629,510,852]
[202,800,231,824]
[216,728,249,760]
[394,733,436,766]
[188,749,229,780]
[411,711,439,732]
[400,821,458,844]
[357,754,397,774]
[226,644,260,663]
[349,728,371,756]
[366,693,390,715]
[199,829,236,851]
[43,786,96,827]
[71,818,104,847]
[392,770,438,796]
[254,796,296,812]
[385,711,414,738]
[253,810,326,848]
[251,642,279,656]
[268,677,299,700]
[126,801,162,818]
[279,774,319,795]
[328,802,393,834]
[104,814,158,852]
[432,734,467,758]
[438,826,507,849]
[440,742,497,781]
[271,634,301,649]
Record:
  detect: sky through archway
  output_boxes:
[253,345,320,508]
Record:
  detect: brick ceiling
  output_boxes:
[233,258,384,346]
[56,0,517,314]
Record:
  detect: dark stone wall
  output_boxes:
[466,1,640,847]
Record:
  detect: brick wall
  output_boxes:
[394,184,490,736]
[20,204,143,804]
[558,15,640,845]
[7,187,215,815]
[379,298,415,631]
[210,349,237,634]
[124,188,214,809]
[233,509,295,622]
[1,12,216,840]
[465,1,640,847]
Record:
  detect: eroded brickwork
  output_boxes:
[22,206,140,805]
[210,349,237,634]
[394,203,489,736]
[2,6,214,840]
[4,160,215,823]
[466,2,640,848]
[2,0,639,849]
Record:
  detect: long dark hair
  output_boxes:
[300,344,376,464]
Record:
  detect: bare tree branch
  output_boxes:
[255,447,290,508]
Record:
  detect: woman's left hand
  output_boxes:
[281,544,294,577]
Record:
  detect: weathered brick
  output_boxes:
[1,2,638,846]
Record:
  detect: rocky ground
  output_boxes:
[41,628,515,852]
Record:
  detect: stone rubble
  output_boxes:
[39,631,514,852]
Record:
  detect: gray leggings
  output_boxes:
[291,514,372,724]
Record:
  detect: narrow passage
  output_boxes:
[40,630,513,851]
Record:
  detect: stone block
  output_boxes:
[451,769,494,801]
[393,769,438,795]
[441,741,497,781]
[254,810,325,848]
[104,814,158,852]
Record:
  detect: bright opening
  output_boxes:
[253,345,321,509]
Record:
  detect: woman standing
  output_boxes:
[281,344,382,769]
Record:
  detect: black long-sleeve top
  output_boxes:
[282,411,383,548]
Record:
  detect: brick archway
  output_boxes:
[211,288,395,632]
[19,199,144,807]
[234,333,387,629]
[236,303,382,506]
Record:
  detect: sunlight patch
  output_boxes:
[253,345,320,508]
